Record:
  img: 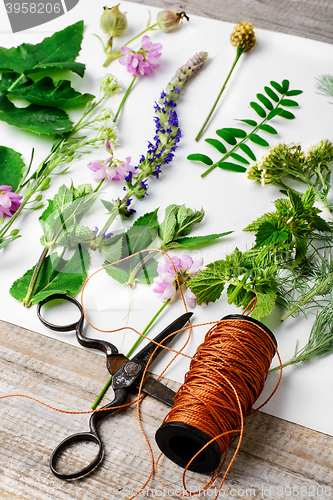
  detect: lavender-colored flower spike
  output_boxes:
[124,52,208,200]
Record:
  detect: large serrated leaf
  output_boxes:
[133,208,159,231]
[10,77,94,108]
[0,21,85,76]
[169,231,233,249]
[187,153,213,166]
[0,95,73,135]
[188,267,226,305]
[250,102,266,118]
[10,247,90,304]
[158,204,178,246]
[251,292,276,320]
[0,145,25,190]
[205,138,227,154]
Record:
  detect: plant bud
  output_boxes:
[230,22,256,52]
[156,10,189,33]
[100,4,127,37]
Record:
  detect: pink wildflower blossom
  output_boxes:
[0,185,22,218]
[88,156,136,182]
[119,35,162,76]
[152,253,203,308]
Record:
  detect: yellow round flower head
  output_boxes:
[230,22,256,52]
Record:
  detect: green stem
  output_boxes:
[22,246,49,307]
[195,48,243,142]
[94,178,105,193]
[200,90,289,178]
[7,73,26,92]
[91,298,170,409]
[113,75,137,123]
[280,272,333,321]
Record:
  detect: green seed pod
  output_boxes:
[156,10,189,33]
[40,177,51,191]
[100,4,127,37]
[10,229,20,236]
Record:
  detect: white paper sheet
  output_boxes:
[1,0,333,435]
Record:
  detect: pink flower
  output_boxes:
[152,253,203,308]
[0,185,22,218]
[88,156,136,182]
[119,35,162,76]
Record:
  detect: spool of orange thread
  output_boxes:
[155,314,277,473]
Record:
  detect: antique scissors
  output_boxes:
[37,293,192,480]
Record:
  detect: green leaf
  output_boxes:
[239,119,257,126]
[101,199,115,213]
[205,138,227,154]
[251,292,276,320]
[278,109,296,119]
[259,124,278,135]
[250,102,266,118]
[256,93,273,110]
[249,134,269,147]
[255,221,289,247]
[279,98,299,107]
[159,205,205,248]
[282,79,290,92]
[264,86,279,102]
[0,234,21,250]
[217,161,247,173]
[216,129,237,145]
[0,21,85,76]
[100,236,123,263]
[0,145,25,190]
[10,247,90,304]
[229,152,250,165]
[188,266,226,305]
[187,153,213,166]
[267,108,283,120]
[133,208,159,231]
[286,89,303,96]
[125,225,157,255]
[270,81,284,94]
[10,78,94,108]
[166,231,233,249]
[158,204,178,246]
[239,143,256,161]
[0,95,73,135]
[222,128,247,138]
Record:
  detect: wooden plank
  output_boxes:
[127,0,333,44]
[1,319,332,499]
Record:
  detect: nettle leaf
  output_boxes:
[133,208,159,231]
[100,236,123,263]
[251,292,276,320]
[10,77,94,108]
[166,231,233,249]
[205,138,227,154]
[10,247,90,304]
[255,221,289,247]
[217,161,247,173]
[250,102,266,118]
[188,265,226,305]
[0,96,73,135]
[257,93,273,110]
[264,86,279,102]
[249,134,269,147]
[216,128,237,145]
[259,124,278,135]
[187,153,213,166]
[0,21,85,76]
[0,145,25,190]
[174,205,205,238]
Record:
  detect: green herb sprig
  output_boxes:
[188,79,302,178]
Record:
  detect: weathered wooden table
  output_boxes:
[1,1,333,499]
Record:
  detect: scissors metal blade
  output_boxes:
[131,311,193,367]
[141,376,176,407]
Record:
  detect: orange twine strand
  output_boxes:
[0,249,282,499]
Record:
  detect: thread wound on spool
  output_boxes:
[155,314,277,473]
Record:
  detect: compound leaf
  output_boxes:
[205,138,227,154]
[187,153,213,166]
[216,128,237,145]
[249,134,269,147]
[250,102,266,118]
[257,93,273,110]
